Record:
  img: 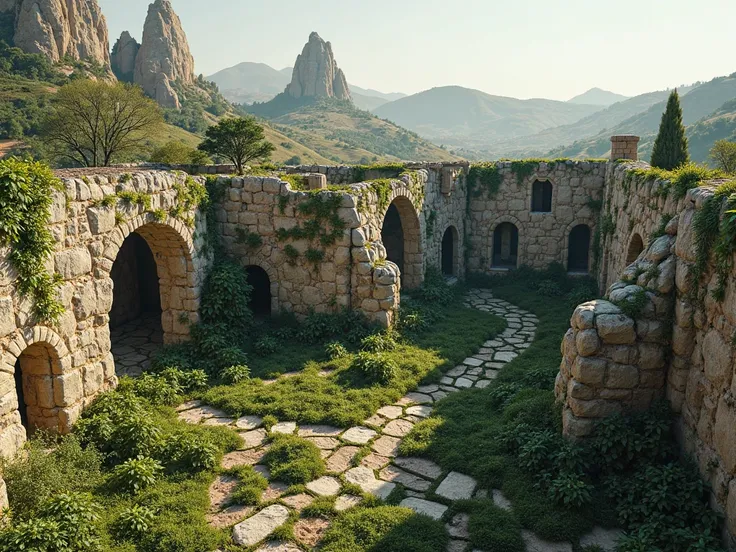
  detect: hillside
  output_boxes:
[372,86,602,150]
[682,98,736,164]
[486,87,691,158]
[568,87,629,106]
[550,74,736,159]
[247,95,459,163]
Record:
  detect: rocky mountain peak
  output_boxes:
[133,0,195,108]
[287,31,351,101]
[9,0,111,66]
[111,31,139,82]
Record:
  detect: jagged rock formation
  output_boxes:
[10,0,110,66]
[133,0,194,109]
[111,31,139,82]
[287,32,351,101]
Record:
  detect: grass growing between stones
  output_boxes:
[264,434,326,485]
[319,505,448,552]
[201,298,506,427]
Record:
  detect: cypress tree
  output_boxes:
[650,90,689,170]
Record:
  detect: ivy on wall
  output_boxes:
[0,158,65,324]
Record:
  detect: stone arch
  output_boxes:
[441,225,460,276]
[531,179,553,213]
[487,215,524,269]
[380,194,423,288]
[0,328,74,446]
[101,214,201,356]
[567,224,592,273]
[239,258,279,315]
[627,233,645,265]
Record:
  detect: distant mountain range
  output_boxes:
[568,87,630,106]
[372,86,602,150]
[207,62,406,111]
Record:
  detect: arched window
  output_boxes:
[531,180,553,213]
[14,342,61,434]
[568,225,591,273]
[626,234,644,265]
[492,223,519,269]
[381,197,423,288]
[441,226,459,276]
[246,266,272,317]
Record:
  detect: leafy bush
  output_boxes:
[117,504,155,539]
[162,434,218,474]
[150,140,211,165]
[351,352,398,384]
[1,435,102,522]
[412,267,454,304]
[220,364,251,385]
[110,457,163,494]
[254,336,279,356]
[325,342,349,360]
[536,280,564,297]
[131,373,181,406]
[360,331,398,353]
[263,434,325,485]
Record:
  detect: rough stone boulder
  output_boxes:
[286,31,351,101]
[111,31,140,81]
[12,0,111,66]
[133,0,194,108]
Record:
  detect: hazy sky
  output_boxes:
[98,0,736,101]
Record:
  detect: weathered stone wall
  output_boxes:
[597,162,689,291]
[466,161,606,273]
[0,170,208,460]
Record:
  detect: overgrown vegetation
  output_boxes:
[0,158,64,322]
[399,269,723,551]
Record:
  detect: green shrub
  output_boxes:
[117,504,155,540]
[109,457,163,494]
[547,473,593,507]
[360,331,398,353]
[263,434,325,485]
[536,280,564,297]
[254,336,279,356]
[132,373,181,406]
[351,352,398,384]
[0,518,70,552]
[320,505,448,552]
[220,364,251,385]
[1,435,103,522]
[325,341,349,360]
[468,502,524,552]
[162,434,218,474]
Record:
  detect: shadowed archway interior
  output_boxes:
[246,265,272,317]
[568,224,591,273]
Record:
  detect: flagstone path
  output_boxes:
[178,289,622,551]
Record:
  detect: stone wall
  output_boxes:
[466,161,606,273]
[0,170,208,460]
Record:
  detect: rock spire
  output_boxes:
[286,32,351,101]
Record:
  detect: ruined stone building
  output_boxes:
[2,135,736,544]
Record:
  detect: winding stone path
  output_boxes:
[180,289,619,551]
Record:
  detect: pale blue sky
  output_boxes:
[98,0,736,100]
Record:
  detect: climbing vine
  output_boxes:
[276,193,346,264]
[0,158,65,324]
[690,180,736,304]
[352,163,406,183]
[627,163,723,200]
[466,162,502,198]
[426,210,437,239]
[235,228,263,250]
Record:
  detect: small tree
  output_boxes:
[709,139,736,174]
[42,80,163,167]
[650,90,689,170]
[150,140,211,165]
[197,117,275,175]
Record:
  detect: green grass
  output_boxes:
[320,505,448,552]
[399,275,616,545]
[263,434,326,485]
[201,300,506,427]
[228,465,268,506]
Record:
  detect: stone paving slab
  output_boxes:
[436,472,477,501]
[306,476,341,497]
[522,530,573,552]
[271,422,297,435]
[334,494,362,512]
[240,429,268,450]
[233,505,290,547]
[307,437,340,450]
[394,457,443,479]
[399,497,448,520]
[236,415,264,430]
[281,493,314,511]
[372,435,401,457]
[326,446,360,473]
[383,419,414,438]
[379,466,431,491]
[298,425,342,437]
[377,405,403,419]
[342,426,377,444]
[361,452,391,470]
[345,467,396,500]
[406,405,432,418]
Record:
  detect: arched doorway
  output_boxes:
[626,233,644,264]
[14,342,60,434]
[246,266,272,317]
[568,225,591,273]
[442,226,458,276]
[381,197,423,288]
[492,223,519,269]
[110,232,163,376]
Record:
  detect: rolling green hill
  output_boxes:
[247,94,460,164]
[550,74,736,160]
[372,86,602,151]
[687,97,736,163]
